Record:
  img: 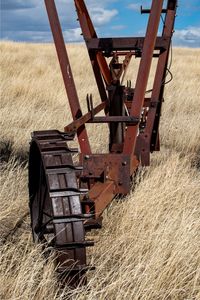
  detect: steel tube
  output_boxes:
[123,0,164,156]
[44,0,91,154]
[145,0,177,151]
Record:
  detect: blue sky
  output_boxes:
[0,0,200,47]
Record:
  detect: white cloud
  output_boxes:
[127,3,141,12]
[90,7,118,26]
[63,28,83,42]
[174,27,200,47]
[1,0,118,42]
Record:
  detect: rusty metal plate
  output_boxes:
[80,154,131,194]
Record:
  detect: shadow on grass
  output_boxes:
[191,152,200,171]
[0,140,28,166]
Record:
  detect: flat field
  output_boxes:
[0,42,200,300]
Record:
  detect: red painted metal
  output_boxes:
[74,0,112,91]
[64,101,106,132]
[29,0,178,286]
[44,0,91,154]
[123,0,164,156]
[86,37,170,51]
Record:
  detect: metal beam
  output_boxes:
[44,0,91,154]
[86,37,170,52]
[75,0,112,88]
[123,0,164,158]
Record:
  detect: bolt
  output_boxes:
[122,161,127,166]
[85,155,90,160]
[118,181,123,186]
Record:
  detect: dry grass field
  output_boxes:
[0,41,200,300]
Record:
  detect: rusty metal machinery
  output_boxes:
[29,0,178,286]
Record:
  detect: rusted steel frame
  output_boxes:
[108,84,125,150]
[86,36,170,52]
[109,53,133,83]
[83,22,111,86]
[140,0,177,162]
[86,155,139,218]
[64,101,106,132]
[149,0,177,151]
[121,53,133,84]
[141,7,167,14]
[88,116,139,124]
[80,153,137,218]
[111,51,135,57]
[125,98,151,109]
[123,0,164,162]
[89,53,109,105]
[88,181,115,218]
[74,0,95,37]
[74,0,111,88]
[44,0,91,154]
[80,153,135,193]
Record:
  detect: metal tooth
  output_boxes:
[50,191,84,198]
[42,150,69,155]
[46,166,83,175]
[46,164,83,170]
[31,130,59,138]
[53,213,94,220]
[46,168,74,175]
[56,241,94,249]
[46,165,72,169]
[40,147,68,152]
[53,218,85,224]
[35,137,63,142]
[40,141,66,147]
[31,130,75,141]
[50,187,88,193]
[39,142,76,152]
[49,187,88,198]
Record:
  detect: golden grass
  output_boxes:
[0,41,200,299]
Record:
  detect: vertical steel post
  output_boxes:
[123,0,164,155]
[45,0,91,154]
[137,0,177,166]
[147,0,177,149]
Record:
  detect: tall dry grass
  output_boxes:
[0,41,200,299]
